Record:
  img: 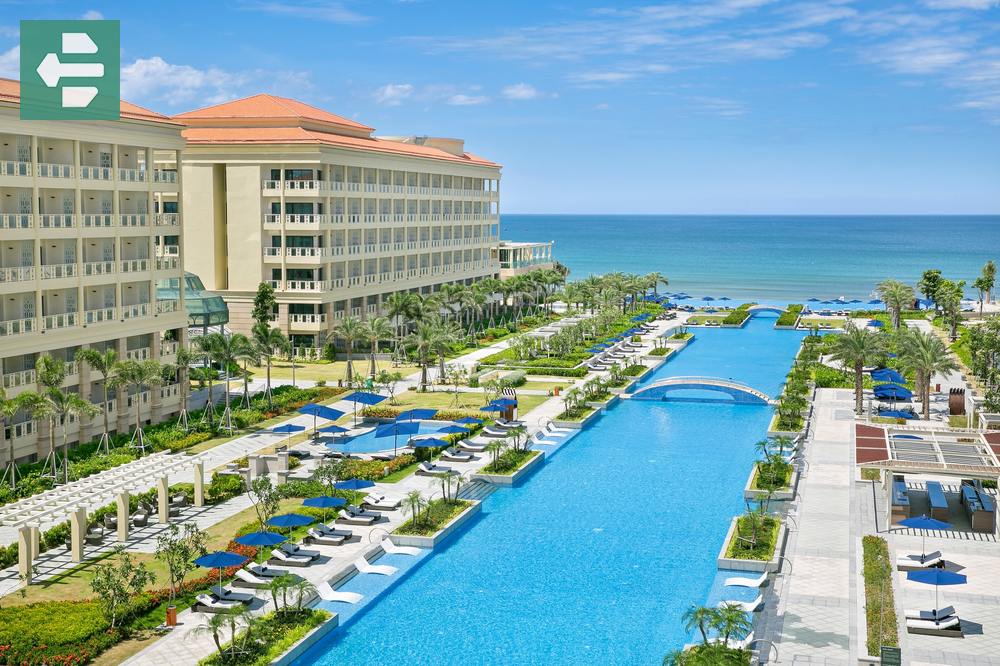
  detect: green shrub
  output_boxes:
[725,514,780,561]
[649,347,671,356]
[776,304,803,327]
[160,430,212,453]
[199,609,331,666]
[622,364,648,376]
[394,499,471,536]
[862,536,898,655]
[338,455,417,481]
[0,599,124,665]
[503,370,527,386]
[722,309,750,326]
[207,472,245,504]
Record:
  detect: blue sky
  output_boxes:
[2,0,999,214]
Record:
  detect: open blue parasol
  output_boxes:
[195,550,248,588]
[907,569,966,612]
[376,420,420,456]
[298,404,345,436]
[872,368,905,384]
[409,437,449,448]
[342,391,387,426]
[454,417,483,425]
[396,408,438,421]
[436,425,470,435]
[900,515,952,559]
[335,478,375,491]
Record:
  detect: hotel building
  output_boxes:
[0,78,187,464]
[493,240,556,278]
[172,94,501,349]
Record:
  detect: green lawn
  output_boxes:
[521,379,574,391]
[799,317,847,329]
[375,390,548,415]
[687,314,727,325]
[246,359,420,383]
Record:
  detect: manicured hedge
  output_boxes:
[862,535,898,655]
[480,365,588,378]
[776,304,803,327]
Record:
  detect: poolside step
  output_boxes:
[457,480,496,501]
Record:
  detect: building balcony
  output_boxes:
[40,263,77,280]
[0,317,36,337]
[84,307,117,324]
[80,165,113,181]
[119,214,148,227]
[2,368,36,392]
[160,340,179,356]
[120,258,150,273]
[125,347,151,361]
[155,245,180,258]
[82,213,115,228]
[42,312,78,331]
[262,179,332,195]
[153,170,177,184]
[155,213,180,226]
[156,299,180,314]
[118,167,146,183]
[36,162,74,179]
[0,160,31,177]
[269,279,330,293]
[0,213,32,230]
[0,266,34,283]
[39,214,76,229]
[121,303,151,320]
[156,257,180,272]
[289,313,327,330]
[82,260,115,277]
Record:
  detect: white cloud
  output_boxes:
[447,93,489,106]
[594,102,610,110]
[0,45,18,79]
[866,36,971,74]
[923,0,999,8]
[373,83,414,105]
[81,10,104,20]
[0,25,19,38]
[687,95,747,117]
[501,83,540,100]
[242,1,370,24]
[570,71,638,84]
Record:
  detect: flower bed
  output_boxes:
[394,499,472,536]
[336,455,417,481]
[862,535,898,656]
[199,609,331,666]
[724,514,781,561]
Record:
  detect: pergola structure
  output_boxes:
[856,424,1000,536]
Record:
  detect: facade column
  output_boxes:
[69,506,87,562]
[193,461,205,507]
[116,490,130,542]
[157,475,170,523]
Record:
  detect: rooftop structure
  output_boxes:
[492,240,555,278]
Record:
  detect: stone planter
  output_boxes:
[273,614,340,665]
[391,500,482,549]
[743,466,800,501]
[716,516,788,573]
[608,382,635,395]
[585,395,618,411]
[472,450,544,486]
[553,408,601,429]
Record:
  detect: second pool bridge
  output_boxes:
[626,376,775,405]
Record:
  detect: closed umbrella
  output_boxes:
[907,569,966,614]
[899,515,952,561]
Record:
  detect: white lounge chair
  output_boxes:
[906,615,962,636]
[347,504,381,519]
[441,448,474,462]
[363,494,401,510]
[280,543,320,559]
[718,595,763,612]
[458,441,488,452]
[416,461,451,476]
[382,539,421,556]
[247,563,283,578]
[724,572,769,588]
[495,418,525,428]
[896,550,943,570]
[317,523,353,538]
[270,548,312,566]
[709,632,755,649]
[315,581,363,603]
[532,433,559,446]
[195,593,241,613]
[544,423,572,437]
[234,568,270,588]
[481,426,509,437]
[308,528,346,546]
[210,585,255,603]
[337,509,376,525]
[354,556,397,576]
[905,605,955,621]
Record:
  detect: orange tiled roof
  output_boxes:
[182,125,500,167]
[174,93,373,132]
[0,77,182,126]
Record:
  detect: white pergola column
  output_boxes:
[28,524,39,563]
[157,476,170,524]
[193,461,205,507]
[69,506,87,562]
[17,526,32,582]
[116,491,130,542]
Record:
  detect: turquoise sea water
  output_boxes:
[501,214,1000,301]
[295,315,804,665]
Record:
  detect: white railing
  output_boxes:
[156,299,179,314]
[2,369,35,389]
[126,391,150,409]
[120,258,149,273]
[285,247,326,258]
[121,303,150,320]
[82,213,115,228]
[160,384,179,399]
[42,312,78,330]
[0,213,32,230]
[80,165,112,180]
[36,163,73,178]
[118,167,145,182]
[155,245,180,257]
[160,340,179,356]
[126,347,151,361]
[0,160,30,177]
[40,263,77,279]
[0,266,34,282]
[331,278,345,288]
[83,260,115,276]
[119,214,148,227]
[153,170,177,183]
[39,214,75,228]
[0,317,36,336]
[263,247,281,258]
[84,307,116,324]
[289,313,326,325]
[156,257,180,271]
[155,213,179,226]
[284,280,328,292]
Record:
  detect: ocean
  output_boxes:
[500,214,1000,302]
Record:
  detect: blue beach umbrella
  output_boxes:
[235,531,286,564]
[900,514,952,560]
[892,434,923,440]
[702,296,715,302]
[907,569,966,612]
[396,408,438,421]
[878,409,916,420]
[454,417,483,425]
[342,391,387,425]
[587,346,607,354]
[869,299,883,305]
[631,315,647,322]
[302,495,347,522]
[409,437,449,448]
[491,398,518,408]
[849,299,863,303]
[195,551,248,588]
[807,298,821,302]
[298,404,345,435]
[872,368,905,384]
[436,425,470,435]
[319,424,349,435]
[271,423,306,448]
[480,403,504,412]
[376,420,420,456]
[335,478,375,491]
[267,513,314,532]
[867,319,885,328]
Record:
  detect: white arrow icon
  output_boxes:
[36,53,104,88]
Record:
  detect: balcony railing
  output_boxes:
[126,347,151,361]
[83,260,115,276]
[40,263,77,279]
[121,303,150,320]
[0,266,34,283]
[2,369,35,390]
[160,340,179,356]
[160,384,180,399]
[36,163,73,178]
[156,299,179,314]
[0,160,30,177]
[82,213,115,228]
[153,170,177,184]
[0,317,36,337]
[156,257,180,271]
[119,214,148,227]
[155,245,180,257]
[80,165,113,180]
[289,313,327,325]
[118,168,145,182]
[154,213,179,226]
[84,307,117,324]
[42,312,78,330]
[39,214,75,229]
[0,213,32,230]
[120,258,149,273]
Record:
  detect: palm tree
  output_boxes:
[361,316,394,379]
[385,291,418,353]
[829,323,887,414]
[22,355,68,479]
[74,347,118,454]
[173,345,196,430]
[1,388,20,489]
[430,319,461,380]
[252,323,290,407]
[196,333,249,431]
[405,320,444,390]
[325,315,365,386]
[109,359,165,449]
[47,390,99,483]
[646,271,669,296]
[232,335,258,409]
[192,609,230,657]
[681,605,717,647]
[405,489,425,527]
[713,602,752,646]
[898,329,959,419]
[876,279,915,330]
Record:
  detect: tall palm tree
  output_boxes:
[252,323,289,407]
[681,605,717,647]
[429,318,461,380]
[361,316,394,379]
[898,329,959,419]
[110,359,165,449]
[23,355,68,479]
[714,602,753,646]
[875,279,915,330]
[645,271,669,296]
[232,335,258,408]
[192,338,218,426]
[44,389,100,483]
[829,323,887,414]
[74,347,118,454]
[196,333,248,431]
[405,320,444,390]
[385,291,418,350]
[326,316,366,385]
[173,345,196,430]
[1,388,23,489]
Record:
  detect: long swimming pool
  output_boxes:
[295,314,804,665]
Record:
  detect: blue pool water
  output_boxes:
[295,316,804,665]
[331,420,450,454]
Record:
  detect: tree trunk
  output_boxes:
[854,360,864,414]
[265,358,273,407]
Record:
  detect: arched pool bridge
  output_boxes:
[747,305,787,315]
[626,376,774,405]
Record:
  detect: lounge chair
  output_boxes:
[723,572,769,588]
[544,423,572,437]
[495,418,525,428]
[369,452,398,461]
[718,595,763,612]
[416,461,451,476]
[317,523,354,539]
[210,585,255,603]
[233,568,271,588]
[270,548,312,567]
[363,495,401,510]
[905,606,956,621]
[896,550,944,571]
[906,615,963,636]
[481,426,509,438]
[316,581,364,603]
[347,504,381,520]
[441,448,474,462]
[354,556,397,576]
[709,632,755,650]
[459,441,488,453]
[337,509,376,525]
[307,528,346,546]
[247,563,284,578]
[194,593,241,613]
[280,543,320,559]
[382,539,421,556]
[532,433,559,446]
